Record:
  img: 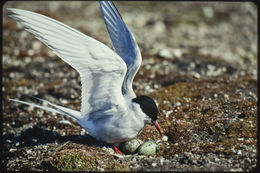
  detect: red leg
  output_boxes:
[112,144,123,155]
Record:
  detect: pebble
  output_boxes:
[189,62,196,69]
[224,94,229,99]
[160,159,164,165]
[138,140,159,156]
[193,72,201,79]
[59,120,72,125]
[203,7,214,18]
[121,138,143,154]
[237,150,242,155]
[165,110,173,118]
[173,49,182,58]
[9,148,17,152]
[214,157,220,162]
[26,149,32,154]
[60,99,68,104]
[4,139,12,144]
[158,48,173,59]
[173,101,181,107]
[27,49,34,56]
[162,136,168,142]
[32,41,42,50]
[80,129,86,135]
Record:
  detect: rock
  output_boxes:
[173,101,181,107]
[58,120,72,125]
[203,7,214,18]
[158,48,173,59]
[162,136,168,142]
[152,162,157,167]
[138,140,159,156]
[173,49,183,58]
[121,138,143,154]
[193,72,201,79]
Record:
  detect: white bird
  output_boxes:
[8,1,162,154]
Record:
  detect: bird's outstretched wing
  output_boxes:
[99,1,141,97]
[7,8,128,118]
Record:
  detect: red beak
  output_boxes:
[152,120,163,137]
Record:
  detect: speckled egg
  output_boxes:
[138,140,159,156]
[121,138,143,154]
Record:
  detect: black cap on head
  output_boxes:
[132,95,158,121]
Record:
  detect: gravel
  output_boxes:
[2,1,257,171]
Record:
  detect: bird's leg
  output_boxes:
[112,144,124,155]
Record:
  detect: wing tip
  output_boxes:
[6,8,22,14]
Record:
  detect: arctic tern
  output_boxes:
[8,1,163,154]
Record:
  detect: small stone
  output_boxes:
[32,41,42,50]
[193,72,200,79]
[14,49,20,56]
[59,120,72,125]
[27,49,34,56]
[224,94,229,99]
[214,157,220,162]
[152,162,157,167]
[173,49,182,58]
[162,136,168,141]
[160,159,164,165]
[237,150,242,155]
[25,57,31,63]
[121,138,143,154]
[26,149,32,154]
[154,21,166,33]
[80,129,86,135]
[165,110,173,118]
[60,99,68,104]
[173,101,181,107]
[158,48,172,59]
[4,139,12,144]
[154,84,159,89]
[203,7,214,18]
[32,138,38,142]
[190,62,196,69]
[9,148,17,152]
[138,140,159,156]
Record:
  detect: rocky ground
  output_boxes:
[2,1,257,171]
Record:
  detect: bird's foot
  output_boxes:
[112,144,124,155]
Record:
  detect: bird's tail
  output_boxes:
[10,96,82,121]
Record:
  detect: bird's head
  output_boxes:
[132,95,163,137]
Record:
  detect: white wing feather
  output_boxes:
[7,8,128,118]
[99,1,142,98]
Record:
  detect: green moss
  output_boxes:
[49,144,130,171]
[51,150,98,171]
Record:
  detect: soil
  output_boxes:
[2,1,257,171]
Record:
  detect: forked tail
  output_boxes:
[10,96,81,121]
